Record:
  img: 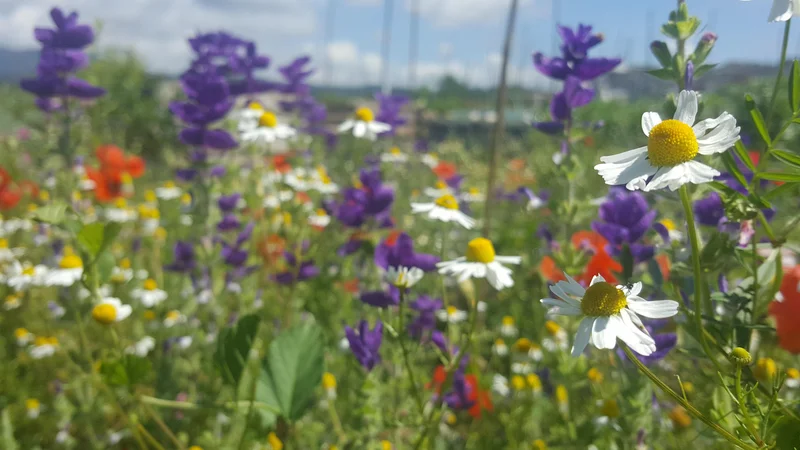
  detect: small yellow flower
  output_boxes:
[511,375,527,391]
[25,399,39,411]
[526,373,542,393]
[681,381,694,396]
[39,191,50,202]
[669,405,692,429]
[143,310,156,321]
[154,227,167,240]
[532,439,548,450]
[145,190,157,203]
[189,447,203,450]
[754,357,777,384]
[92,303,117,325]
[730,347,752,366]
[514,338,533,352]
[267,432,283,450]
[444,411,457,425]
[181,193,192,206]
[587,368,604,384]
[380,440,392,450]
[322,372,337,390]
[119,258,132,270]
[555,385,569,414]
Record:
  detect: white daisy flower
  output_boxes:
[742,0,800,22]
[308,209,331,228]
[155,181,182,200]
[511,362,533,374]
[0,218,32,236]
[49,301,65,319]
[240,109,297,144]
[421,153,439,168]
[492,374,511,397]
[131,279,168,307]
[164,310,185,328]
[104,199,137,223]
[176,336,193,349]
[786,368,800,389]
[284,168,312,192]
[541,273,680,357]
[126,336,156,357]
[493,338,508,356]
[477,301,487,313]
[338,107,391,140]
[424,181,453,198]
[310,167,340,194]
[436,305,468,323]
[45,251,83,286]
[411,194,475,229]
[91,297,132,325]
[0,238,24,262]
[263,190,294,209]
[30,336,59,359]
[460,187,485,203]
[500,316,518,337]
[385,266,424,289]
[3,293,21,310]
[381,147,409,163]
[111,260,134,284]
[595,90,740,192]
[3,262,49,290]
[542,320,569,352]
[437,238,521,290]
[529,344,544,361]
[14,328,33,346]
[26,399,40,419]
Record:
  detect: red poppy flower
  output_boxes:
[0,186,22,210]
[432,161,457,180]
[464,374,494,419]
[769,265,800,353]
[340,279,360,294]
[0,168,11,191]
[539,231,621,285]
[426,365,447,394]
[88,145,145,203]
[271,155,292,174]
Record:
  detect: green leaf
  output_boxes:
[620,245,634,283]
[647,258,664,289]
[772,416,800,450]
[123,354,152,386]
[692,63,717,78]
[29,202,68,225]
[764,181,798,200]
[757,172,800,182]
[100,359,129,386]
[772,149,800,169]
[256,323,324,422]
[1,410,18,450]
[720,151,749,191]
[733,140,757,172]
[95,251,116,284]
[77,223,122,259]
[215,314,261,386]
[707,181,744,199]
[789,60,800,112]
[745,94,772,146]
[646,68,677,81]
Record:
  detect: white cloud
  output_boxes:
[411,0,533,27]
[346,0,381,5]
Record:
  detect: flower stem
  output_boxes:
[768,19,792,125]
[735,366,762,446]
[622,346,757,450]
[398,290,426,415]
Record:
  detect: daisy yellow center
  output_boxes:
[445,412,457,425]
[647,119,699,167]
[26,399,40,411]
[121,173,133,184]
[143,278,158,291]
[390,147,401,155]
[259,111,278,128]
[322,372,337,390]
[120,258,131,268]
[434,180,447,189]
[248,101,264,111]
[143,310,156,321]
[600,399,620,418]
[494,338,506,347]
[446,305,458,316]
[511,375,526,390]
[181,193,192,205]
[166,311,180,321]
[787,368,800,379]
[15,328,29,338]
[145,190,157,202]
[587,368,604,383]
[354,107,374,122]
[527,373,542,390]
[468,187,480,195]
[580,282,627,316]
[22,266,35,276]
[465,237,496,263]
[434,194,459,210]
[163,181,176,189]
[0,238,7,249]
[544,320,562,336]
[92,303,117,324]
[501,316,514,326]
[660,218,677,231]
[114,198,127,209]
[59,254,83,269]
[514,338,532,352]
[555,385,568,404]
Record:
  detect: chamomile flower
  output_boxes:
[555,385,569,414]
[0,218,32,236]
[492,374,510,397]
[322,372,337,400]
[104,198,137,223]
[742,0,800,22]
[381,147,408,163]
[111,258,134,283]
[437,238,520,290]
[500,316,518,337]
[3,261,49,290]
[338,107,391,140]
[45,249,83,286]
[511,361,533,374]
[424,180,453,198]
[542,320,569,352]
[460,187,485,203]
[308,209,331,229]
[263,190,293,209]
[384,266,424,289]
[528,343,544,361]
[26,399,41,419]
[91,298,132,325]
[30,336,59,359]
[527,373,543,395]
[155,181,182,200]
[411,194,475,229]
[493,338,509,356]
[421,152,439,168]
[131,278,168,307]
[785,368,800,389]
[15,328,33,346]
[310,167,340,194]
[541,273,679,356]
[3,293,21,310]
[284,168,312,192]
[240,109,296,144]
[164,310,185,327]
[595,90,740,192]
[436,305,468,323]
[126,336,156,357]
[0,238,24,262]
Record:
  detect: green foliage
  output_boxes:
[215,314,261,387]
[100,355,152,387]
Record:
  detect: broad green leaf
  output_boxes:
[692,63,717,78]
[757,172,800,182]
[733,140,757,172]
[29,202,68,225]
[77,223,122,259]
[790,60,800,112]
[772,149,800,169]
[772,416,800,450]
[256,323,324,422]
[1,410,18,450]
[646,68,676,81]
[745,94,772,146]
[215,314,261,386]
[720,151,749,191]
[764,181,798,200]
[100,359,129,386]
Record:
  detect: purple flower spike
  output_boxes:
[345,320,383,371]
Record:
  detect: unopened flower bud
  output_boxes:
[693,32,717,65]
[730,347,752,366]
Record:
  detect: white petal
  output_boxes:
[495,255,522,264]
[116,305,132,321]
[591,316,617,350]
[769,0,795,21]
[697,115,740,155]
[410,203,435,213]
[626,299,680,318]
[673,90,698,125]
[337,120,354,132]
[616,314,656,355]
[369,121,392,133]
[628,282,642,297]
[589,274,606,285]
[353,122,367,137]
[571,317,594,357]
[598,146,647,164]
[563,273,586,296]
[641,112,662,136]
[541,298,583,315]
[692,112,734,137]
[595,152,656,189]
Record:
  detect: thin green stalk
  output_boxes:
[678,185,716,361]
[735,366,762,446]
[751,237,760,327]
[398,290,426,415]
[768,19,792,124]
[143,403,185,450]
[622,346,757,450]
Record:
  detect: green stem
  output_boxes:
[143,403,185,450]
[751,237,760,327]
[398,290,426,415]
[622,346,757,450]
[768,19,792,124]
[678,185,716,359]
[735,366,762,446]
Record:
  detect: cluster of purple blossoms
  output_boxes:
[618,319,676,365]
[21,7,105,112]
[217,194,258,284]
[407,296,443,340]
[278,57,337,149]
[592,188,657,263]
[273,241,320,285]
[327,167,394,230]
[345,320,383,371]
[165,241,198,274]
[374,93,410,137]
